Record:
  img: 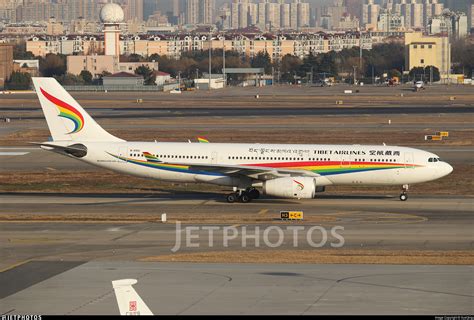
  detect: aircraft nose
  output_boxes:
[445,162,453,175]
[432,162,453,179]
[437,162,453,178]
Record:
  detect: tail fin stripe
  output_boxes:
[40,87,85,134]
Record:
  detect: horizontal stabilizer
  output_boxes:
[112,279,153,316]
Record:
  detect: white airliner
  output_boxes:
[32,77,452,202]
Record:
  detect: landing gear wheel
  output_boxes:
[248,188,260,199]
[400,184,409,201]
[239,193,251,203]
[226,193,237,203]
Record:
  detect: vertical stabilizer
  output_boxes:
[32,77,123,142]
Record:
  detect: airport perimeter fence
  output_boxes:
[62,85,165,92]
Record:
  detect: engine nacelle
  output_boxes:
[263,177,316,199]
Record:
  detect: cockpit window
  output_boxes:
[429,157,442,162]
[428,158,433,162]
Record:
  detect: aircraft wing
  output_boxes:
[161,161,319,180]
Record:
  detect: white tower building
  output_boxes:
[100,3,124,57]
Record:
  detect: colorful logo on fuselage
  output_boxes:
[197,136,209,143]
[293,179,304,190]
[143,152,162,162]
[40,88,84,134]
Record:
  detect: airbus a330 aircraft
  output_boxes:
[32,78,453,203]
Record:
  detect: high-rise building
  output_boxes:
[270,2,281,29]
[199,0,215,25]
[248,1,258,25]
[0,0,21,22]
[362,0,380,29]
[467,3,474,29]
[469,3,474,30]
[280,1,290,28]
[325,0,347,30]
[123,0,144,22]
[377,8,405,31]
[185,0,214,25]
[229,0,308,31]
[393,0,425,30]
[442,0,471,14]
[344,0,364,21]
[290,0,298,29]
[409,0,424,29]
[143,0,157,20]
[429,10,469,39]
[186,0,199,24]
[14,0,104,23]
[297,1,309,28]
[257,0,267,30]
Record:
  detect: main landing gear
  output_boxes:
[226,187,260,203]
[400,184,409,201]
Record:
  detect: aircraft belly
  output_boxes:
[326,169,398,185]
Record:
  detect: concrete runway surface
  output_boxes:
[0,193,472,267]
[2,105,474,120]
[0,262,472,315]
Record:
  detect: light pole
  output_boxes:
[223,37,226,87]
[353,65,357,85]
[177,71,181,91]
[272,66,274,86]
[359,29,363,83]
[430,66,433,85]
[208,28,212,91]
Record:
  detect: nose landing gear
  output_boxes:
[399,184,409,201]
[226,187,260,203]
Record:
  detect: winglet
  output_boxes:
[112,279,153,316]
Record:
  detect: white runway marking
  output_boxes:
[0,152,30,156]
[0,147,39,150]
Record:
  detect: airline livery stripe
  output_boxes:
[40,88,85,134]
[108,153,410,177]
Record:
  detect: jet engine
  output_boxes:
[263,177,317,199]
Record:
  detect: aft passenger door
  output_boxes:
[118,147,129,163]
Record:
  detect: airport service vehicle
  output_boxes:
[414,81,425,91]
[32,77,453,203]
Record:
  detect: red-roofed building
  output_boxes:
[154,71,171,86]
